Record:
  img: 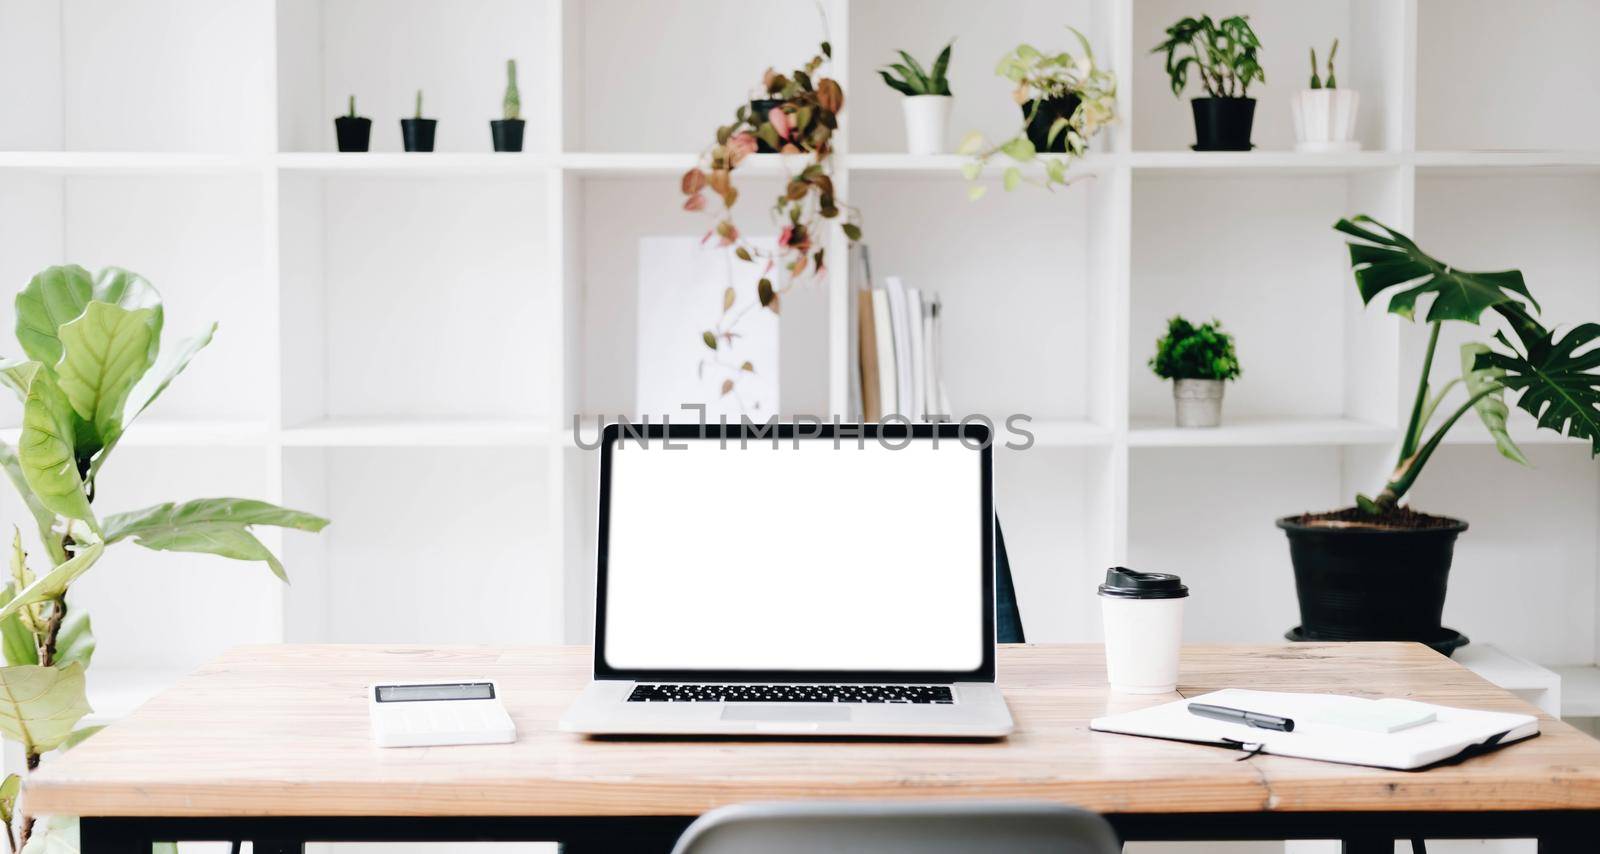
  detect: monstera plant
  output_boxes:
[0,265,329,853]
[1279,217,1598,654]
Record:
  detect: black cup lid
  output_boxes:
[1098,567,1188,599]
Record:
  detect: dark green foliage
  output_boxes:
[879,41,953,97]
[1149,316,1241,382]
[1152,14,1264,99]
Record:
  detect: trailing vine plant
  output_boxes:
[679,41,861,404]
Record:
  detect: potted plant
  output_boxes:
[957,28,1117,197]
[335,95,371,152]
[1148,316,1241,428]
[1292,39,1360,152]
[0,265,328,850]
[878,41,954,155]
[402,89,437,152]
[1152,15,1265,151]
[679,42,861,401]
[492,59,525,152]
[1280,216,1600,653]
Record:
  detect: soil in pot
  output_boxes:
[1191,97,1256,151]
[401,118,437,152]
[1278,507,1468,651]
[1021,95,1081,153]
[491,119,525,152]
[335,116,371,152]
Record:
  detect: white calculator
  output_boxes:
[368,681,517,748]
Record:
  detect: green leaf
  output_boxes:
[60,722,104,751]
[840,223,862,241]
[0,440,66,565]
[21,815,78,854]
[960,161,983,180]
[101,498,330,583]
[1003,167,1022,192]
[757,279,776,307]
[1335,216,1538,324]
[999,137,1036,163]
[896,50,930,88]
[0,660,92,754]
[956,131,984,156]
[17,367,96,528]
[54,607,95,669]
[56,302,159,455]
[0,542,102,623]
[1461,342,1530,466]
[16,266,162,369]
[0,583,38,666]
[877,69,916,97]
[0,773,18,830]
[1047,117,1071,148]
[1477,322,1600,454]
[967,184,988,201]
[88,321,217,487]
[929,41,953,94]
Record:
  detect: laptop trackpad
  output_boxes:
[722,705,851,722]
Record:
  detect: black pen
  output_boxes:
[1188,702,1295,733]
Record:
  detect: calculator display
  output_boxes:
[375,683,495,703]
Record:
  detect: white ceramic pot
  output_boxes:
[901,95,953,155]
[1173,379,1225,428]
[1292,88,1360,153]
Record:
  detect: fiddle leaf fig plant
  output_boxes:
[1336,216,1600,514]
[0,265,329,853]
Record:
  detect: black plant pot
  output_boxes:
[401,118,437,152]
[1191,97,1256,151]
[749,98,785,152]
[1021,95,1082,153]
[1278,516,1468,652]
[334,116,371,153]
[491,119,525,152]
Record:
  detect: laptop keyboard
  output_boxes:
[627,684,955,704]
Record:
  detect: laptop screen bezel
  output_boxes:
[591,420,996,684]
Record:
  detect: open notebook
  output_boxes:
[1090,688,1540,771]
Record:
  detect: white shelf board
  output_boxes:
[0,151,258,174]
[1555,665,1600,718]
[1413,150,1600,175]
[280,418,557,447]
[1127,150,1403,174]
[276,152,553,176]
[1128,416,1396,448]
[0,420,272,447]
[848,152,1114,177]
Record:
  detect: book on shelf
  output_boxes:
[849,257,950,423]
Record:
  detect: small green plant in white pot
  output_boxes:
[1292,39,1359,152]
[879,42,954,155]
[1149,316,1241,428]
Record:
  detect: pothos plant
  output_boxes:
[0,266,329,853]
[679,42,861,403]
[958,28,1117,196]
[1336,216,1600,514]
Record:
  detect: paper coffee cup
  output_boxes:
[1098,567,1188,694]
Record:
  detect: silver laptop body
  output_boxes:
[560,421,1013,738]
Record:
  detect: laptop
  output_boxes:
[560,420,1014,738]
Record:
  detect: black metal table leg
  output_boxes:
[252,842,306,854]
[1538,836,1586,853]
[80,818,150,853]
[1341,839,1392,854]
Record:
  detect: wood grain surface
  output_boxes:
[24,643,1600,817]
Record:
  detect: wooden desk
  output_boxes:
[27,643,1600,853]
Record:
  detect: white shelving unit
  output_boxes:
[1,0,1597,730]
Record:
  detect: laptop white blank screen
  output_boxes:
[602,437,986,673]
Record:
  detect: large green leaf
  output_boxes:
[103,498,329,582]
[54,607,94,668]
[17,367,96,528]
[88,322,216,486]
[0,583,36,665]
[1335,216,1538,324]
[0,440,66,565]
[0,660,92,754]
[15,266,162,369]
[0,542,103,623]
[56,302,159,454]
[1476,322,1600,454]
[21,815,78,854]
[0,772,17,829]
[1460,342,1530,465]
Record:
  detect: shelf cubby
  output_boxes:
[276,0,553,154]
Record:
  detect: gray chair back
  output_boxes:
[671,800,1119,854]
